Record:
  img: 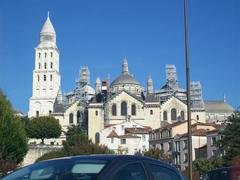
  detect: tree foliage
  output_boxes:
[193,157,225,175]
[0,89,28,175]
[218,111,240,162]
[144,148,170,163]
[36,125,114,162]
[26,116,62,144]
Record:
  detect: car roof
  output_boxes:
[39,154,178,171]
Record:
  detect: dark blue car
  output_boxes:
[3,155,185,180]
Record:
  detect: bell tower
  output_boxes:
[28,13,61,117]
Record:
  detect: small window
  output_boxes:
[160,143,163,150]
[150,109,153,115]
[45,52,47,58]
[50,52,53,58]
[69,113,73,124]
[36,111,39,117]
[183,140,188,149]
[211,137,216,146]
[111,138,114,143]
[112,104,117,116]
[131,104,136,116]
[44,62,47,69]
[163,111,168,121]
[95,111,98,116]
[171,108,177,120]
[168,142,172,151]
[51,62,53,69]
[38,63,41,69]
[44,75,46,81]
[121,101,127,116]
[37,75,40,82]
[50,75,53,81]
[181,111,185,120]
[77,111,81,124]
[121,138,126,144]
[184,153,188,163]
[196,115,199,120]
[38,52,41,58]
[49,110,52,115]
[142,134,146,141]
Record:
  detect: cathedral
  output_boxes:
[29,15,207,147]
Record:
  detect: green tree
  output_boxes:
[218,111,240,162]
[64,125,88,146]
[193,158,213,174]
[26,116,61,144]
[0,89,28,174]
[144,148,170,163]
[36,125,114,162]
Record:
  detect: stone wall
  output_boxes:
[22,144,62,167]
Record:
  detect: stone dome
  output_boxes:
[110,57,143,95]
[111,73,140,87]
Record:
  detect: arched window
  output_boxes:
[112,104,117,116]
[69,113,73,124]
[51,62,53,69]
[95,111,98,116]
[95,132,100,144]
[38,53,41,58]
[131,104,136,116]
[150,109,153,115]
[50,74,52,81]
[196,115,199,120]
[38,63,41,69]
[51,52,53,58]
[181,111,185,120]
[37,75,40,82]
[36,111,39,117]
[44,62,47,69]
[163,111,168,121]
[77,111,81,124]
[45,52,47,58]
[171,108,177,120]
[121,101,127,116]
[44,75,46,81]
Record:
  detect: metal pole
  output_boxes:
[183,0,193,179]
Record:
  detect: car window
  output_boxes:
[149,164,180,180]
[70,161,107,180]
[112,163,147,180]
[30,166,55,179]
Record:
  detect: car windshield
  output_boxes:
[2,159,108,180]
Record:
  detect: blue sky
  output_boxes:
[0,0,239,114]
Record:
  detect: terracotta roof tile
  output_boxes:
[107,130,119,138]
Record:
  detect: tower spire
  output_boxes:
[48,11,50,18]
[122,56,129,74]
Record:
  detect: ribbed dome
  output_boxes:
[111,73,140,87]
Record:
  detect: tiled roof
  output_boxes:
[107,130,119,138]
[179,129,209,138]
[125,127,151,134]
[118,134,141,138]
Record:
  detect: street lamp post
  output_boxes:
[183,0,193,180]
